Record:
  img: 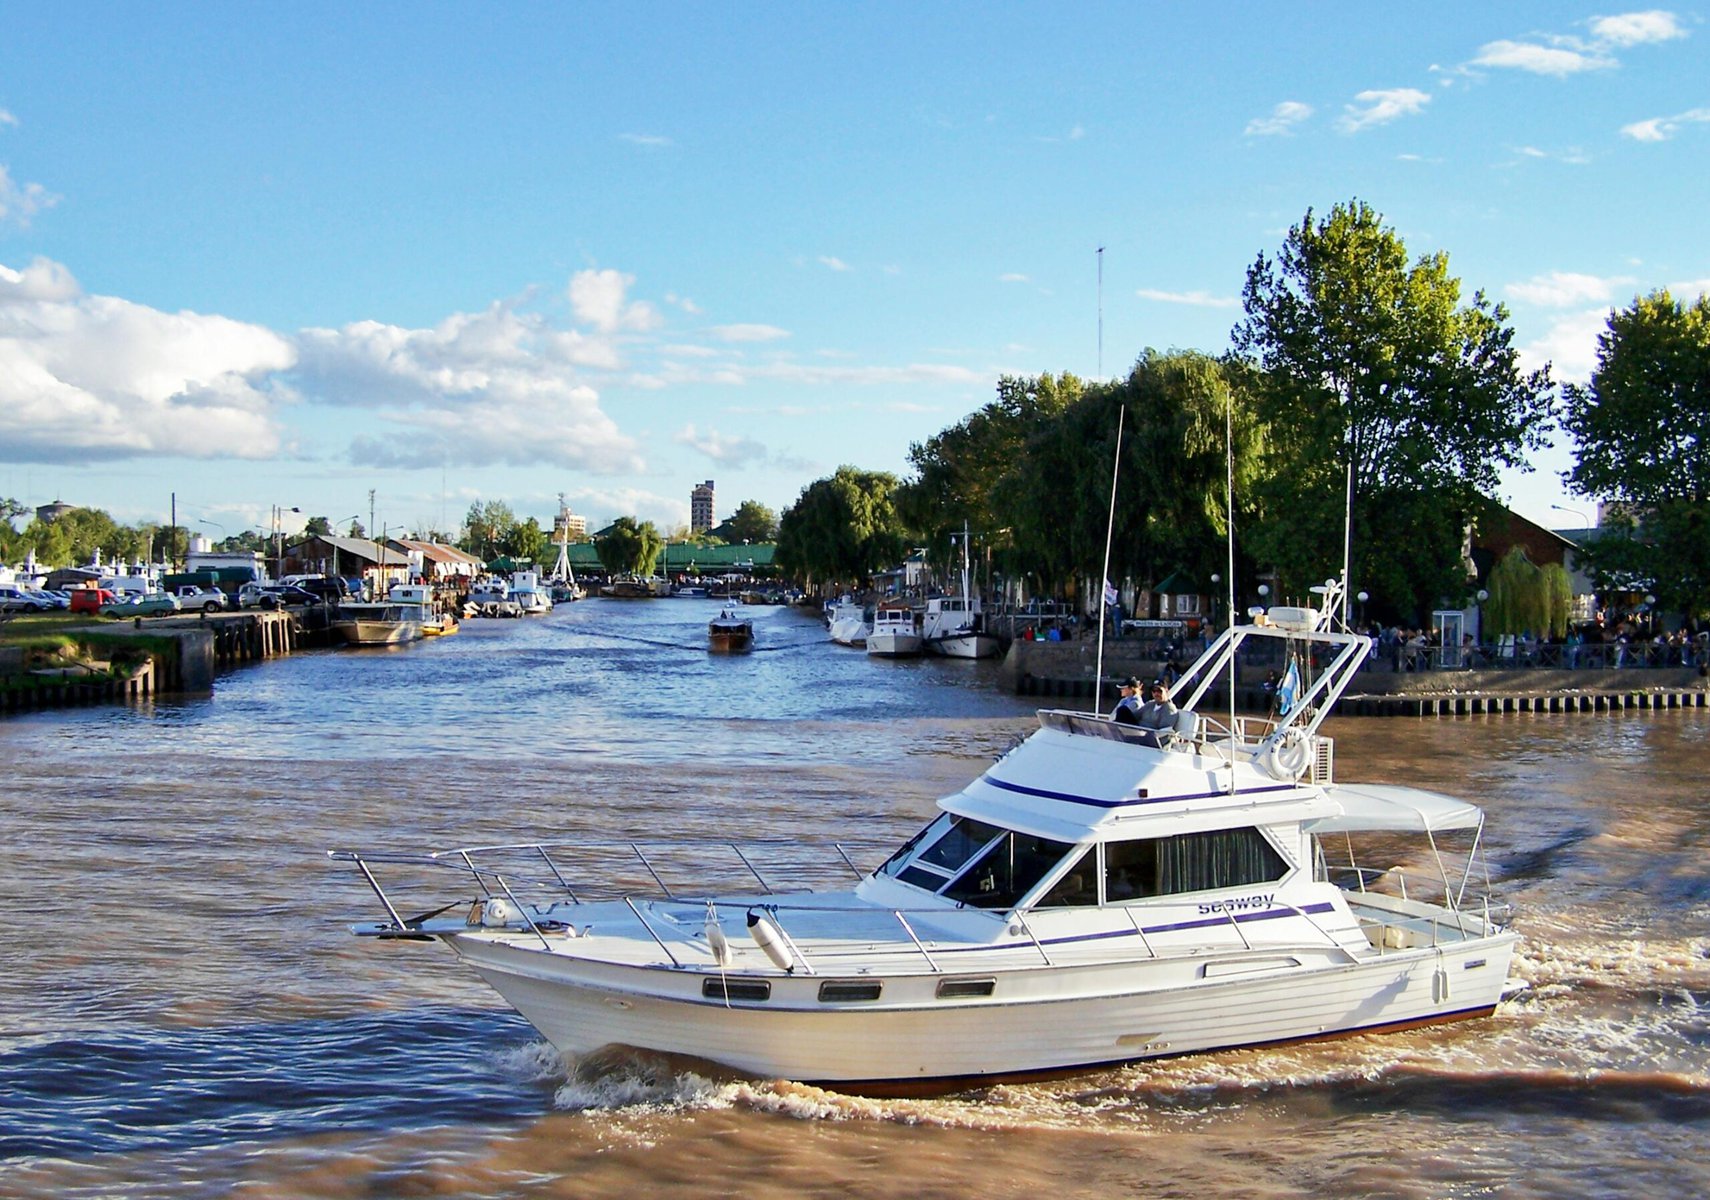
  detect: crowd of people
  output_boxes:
[1369,620,1709,672]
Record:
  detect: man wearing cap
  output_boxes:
[1136,682,1180,741]
[1110,677,1143,724]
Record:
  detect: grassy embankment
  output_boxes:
[0,612,175,694]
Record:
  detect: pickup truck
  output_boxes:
[173,585,231,613]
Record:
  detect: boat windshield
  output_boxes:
[876,813,1076,910]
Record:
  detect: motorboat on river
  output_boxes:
[708,606,754,653]
[332,579,1518,1092]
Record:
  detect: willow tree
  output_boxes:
[596,516,662,576]
[899,372,1082,577]
[1484,547,1547,637]
[775,466,905,589]
[1232,200,1555,619]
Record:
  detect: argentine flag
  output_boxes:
[1277,661,1301,715]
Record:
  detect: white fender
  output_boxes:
[705,906,732,967]
[747,910,797,974]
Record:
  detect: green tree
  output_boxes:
[1483,547,1547,637]
[460,500,516,559]
[1564,290,1710,618]
[1232,200,1554,618]
[503,516,548,563]
[776,467,905,588]
[596,516,663,576]
[724,500,778,545]
[304,516,333,536]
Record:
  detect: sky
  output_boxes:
[1,4,1706,548]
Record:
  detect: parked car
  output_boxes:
[99,593,182,618]
[173,585,231,613]
[249,584,322,610]
[0,585,59,612]
[68,588,117,614]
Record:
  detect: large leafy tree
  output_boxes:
[1232,200,1554,618]
[596,516,663,576]
[775,466,905,588]
[501,516,548,563]
[724,500,778,544]
[899,373,1082,561]
[460,500,516,559]
[1564,290,1710,618]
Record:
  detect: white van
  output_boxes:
[99,576,152,598]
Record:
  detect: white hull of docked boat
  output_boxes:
[925,632,1001,659]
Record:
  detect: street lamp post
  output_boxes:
[271,505,300,581]
[1550,503,1591,529]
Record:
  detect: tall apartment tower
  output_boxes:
[690,480,716,534]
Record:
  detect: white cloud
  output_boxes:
[1337,88,1431,133]
[1589,10,1687,47]
[0,165,59,228]
[1506,271,1635,307]
[710,323,790,343]
[294,302,644,473]
[1471,39,1613,76]
[1136,287,1238,309]
[568,268,661,333]
[1670,277,1710,299]
[0,257,293,463]
[1621,107,1710,141]
[673,422,769,468]
[1520,308,1610,382]
[618,132,673,147]
[818,256,851,272]
[1471,12,1687,78]
[1245,100,1314,136]
[0,109,17,129]
[999,273,1030,283]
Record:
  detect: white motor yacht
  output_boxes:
[826,599,871,648]
[334,579,1519,1093]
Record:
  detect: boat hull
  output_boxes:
[332,619,423,646]
[926,632,1001,659]
[449,929,1517,1090]
[709,628,753,653]
[866,631,923,657]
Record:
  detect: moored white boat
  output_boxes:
[922,526,1000,658]
[334,579,1519,1092]
[509,570,554,615]
[330,584,432,647]
[865,601,923,658]
[826,599,871,648]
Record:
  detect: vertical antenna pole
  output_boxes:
[1093,402,1125,713]
[1096,245,1105,379]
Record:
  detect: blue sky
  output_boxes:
[1,4,1704,547]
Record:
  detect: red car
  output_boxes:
[69,588,116,614]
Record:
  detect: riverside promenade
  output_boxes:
[999,636,1709,716]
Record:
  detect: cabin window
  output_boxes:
[1104,828,1287,900]
[879,814,1005,894]
[941,831,1074,909]
[1034,847,1099,907]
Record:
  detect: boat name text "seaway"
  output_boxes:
[1197,893,1276,915]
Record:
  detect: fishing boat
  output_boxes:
[509,570,554,616]
[332,579,1519,1093]
[707,607,754,653]
[330,584,431,647]
[922,526,1001,659]
[865,601,923,658]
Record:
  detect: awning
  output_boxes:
[1308,784,1484,833]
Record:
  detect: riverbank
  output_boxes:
[1000,637,1709,713]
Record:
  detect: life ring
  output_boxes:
[1261,730,1312,781]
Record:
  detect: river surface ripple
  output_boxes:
[1,599,1706,1199]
